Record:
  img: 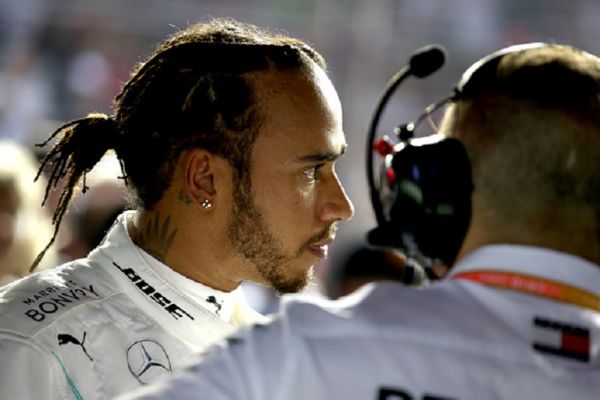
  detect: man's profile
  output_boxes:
[0,18,353,400]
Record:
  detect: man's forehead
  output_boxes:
[249,63,345,155]
[294,140,348,163]
[249,115,346,169]
[253,125,347,163]
[250,61,340,111]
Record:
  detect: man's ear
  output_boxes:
[181,148,217,208]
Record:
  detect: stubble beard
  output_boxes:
[227,176,312,295]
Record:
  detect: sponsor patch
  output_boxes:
[23,282,100,322]
[127,339,172,384]
[112,262,194,321]
[58,331,94,362]
[533,316,590,362]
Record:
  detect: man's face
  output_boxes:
[227,65,354,294]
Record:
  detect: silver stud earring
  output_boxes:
[201,199,213,209]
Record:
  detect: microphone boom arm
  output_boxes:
[366,45,447,225]
[366,65,411,225]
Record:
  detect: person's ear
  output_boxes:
[182,149,217,210]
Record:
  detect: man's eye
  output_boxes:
[303,164,323,181]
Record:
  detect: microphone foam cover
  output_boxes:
[409,45,447,78]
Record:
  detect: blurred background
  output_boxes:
[1,0,599,310]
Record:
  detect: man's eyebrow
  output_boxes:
[294,144,348,163]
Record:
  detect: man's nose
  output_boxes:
[319,174,354,222]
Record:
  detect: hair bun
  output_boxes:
[30,112,124,272]
[85,113,123,154]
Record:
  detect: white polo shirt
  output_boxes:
[0,211,265,400]
[121,245,600,400]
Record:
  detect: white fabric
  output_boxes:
[140,245,242,322]
[121,245,600,400]
[0,211,264,400]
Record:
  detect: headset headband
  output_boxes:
[454,42,549,100]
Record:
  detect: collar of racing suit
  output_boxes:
[447,244,600,304]
[88,211,266,351]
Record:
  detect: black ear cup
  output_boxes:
[370,137,472,268]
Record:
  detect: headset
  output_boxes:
[366,43,548,278]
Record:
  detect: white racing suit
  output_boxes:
[122,245,600,400]
[0,211,264,399]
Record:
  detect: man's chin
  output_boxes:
[267,266,314,295]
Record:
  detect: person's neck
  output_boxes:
[456,218,600,266]
[127,208,246,292]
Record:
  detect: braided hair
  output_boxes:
[31,18,326,271]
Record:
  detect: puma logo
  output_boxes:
[206,296,222,315]
[58,332,93,361]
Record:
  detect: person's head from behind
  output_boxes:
[36,18,354,293]
[440,44,600,264]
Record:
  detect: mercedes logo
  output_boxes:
[126,339,172,384]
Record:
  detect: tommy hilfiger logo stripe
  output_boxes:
[532,317,590,362]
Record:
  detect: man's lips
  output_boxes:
[308,237,335,258]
